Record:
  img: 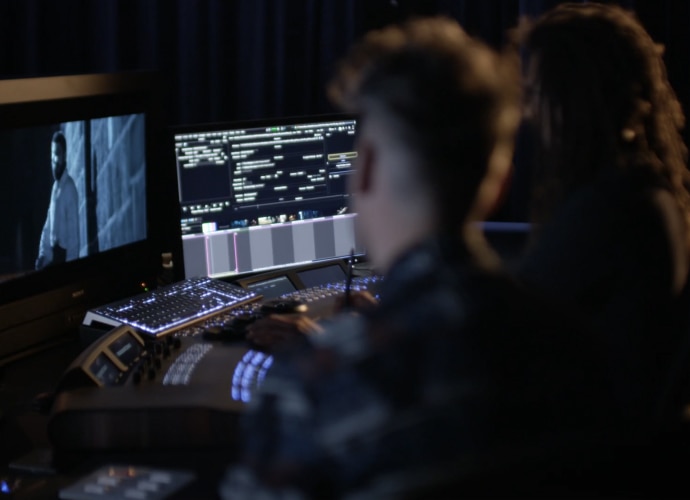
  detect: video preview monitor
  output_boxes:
[0,72,179,365]
[172,114,364,280]
[5,114,147,274]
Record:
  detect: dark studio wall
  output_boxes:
[0,0,688,222]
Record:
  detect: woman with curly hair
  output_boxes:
[515,2,690,427]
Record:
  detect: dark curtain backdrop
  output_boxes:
[4,0,685,126]
[0,0,688,220]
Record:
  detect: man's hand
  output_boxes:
[246,291,378,350]
[246,314,324,350]
[334,290,379,313]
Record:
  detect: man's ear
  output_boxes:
[487,163,513,218]
[354,139,375,194]
[471,162,513,221]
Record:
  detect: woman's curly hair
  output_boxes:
[512,2,690,244]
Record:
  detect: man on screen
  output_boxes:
[36,130,80,269]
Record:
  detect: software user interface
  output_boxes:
[174,117,362,278]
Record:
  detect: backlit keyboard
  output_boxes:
[84,277,260,336]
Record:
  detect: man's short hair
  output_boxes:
[327,16,520,225]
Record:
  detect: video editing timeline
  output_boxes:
[182,213,360,279]
[173,115,363,279]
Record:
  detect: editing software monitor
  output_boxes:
[173,114,363,279]
[0,72,179,365]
